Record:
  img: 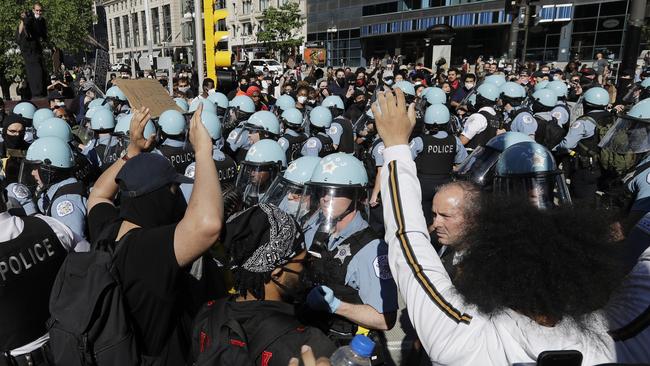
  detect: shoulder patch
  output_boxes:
[12,184,30,200]
[373,255,393,280]
[306,139,318,148]
[570,121,581,129]
[646,172,650,184]
[227,130,238,140]
[522,115,534,124]
[377,145,385,156]
[185,164,196,179]
[56,200,75,217]
[329,125,338,135]
[278,138,288,148]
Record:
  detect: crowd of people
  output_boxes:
[2,6,650,364]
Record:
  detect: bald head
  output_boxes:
[431,181,480,247]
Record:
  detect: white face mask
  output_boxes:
[34,13,41,19]
[505,67,512,72]
[178,86,190,93]
[208,88,216,95]
[284,199,309,220]
[384,79,393,86]
[465,83,475,90]
[297,96,307,104]
[553,75,561,81]
[56,101,65,107]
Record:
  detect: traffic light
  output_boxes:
[204,1,232,84]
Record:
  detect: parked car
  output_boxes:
[250,59,283,73]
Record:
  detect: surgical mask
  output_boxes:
[56,101,65,107]
[414,81,422,86]
[553,75,561,81]
[297,96,307,104]
[307,99,317,106]
[208,88,216,95]
[178,86,190,93]
[521,79,529,85]
[384,79,393,86]
[505,67,512,72]
[284,199,309,221]
[465,83,474,90]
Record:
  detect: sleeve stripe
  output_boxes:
[387,160,472,324]
[609,305,650,342]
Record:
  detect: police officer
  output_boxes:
[0,184,87,366]
[302,106,335,157]
[189,97,218,115]
[274,94,297,117]
[484,74,507,88]
[82,108,120,170]
[105,86,130,118]
[12,102,36,142]
[232,110,281,163]
[493,141,572,209]
[207,92,229,118]
[454,131,534,187]
[112,113,156,158]
[236,139,287,209]
[530,88,566,149]
[500,81,536,136]
[31,108,54,138]
[261,155,321,220]
[174,97,189,113]
[278,107,308,163]
[157,109,195,174]
[460,83,501,150]
[546,80,571,128]
[411,103,468,224]
[556,87,613,203]
[25,137,88,238]
[301,153,398,347]
[224,95,256,157]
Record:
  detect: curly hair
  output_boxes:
[454,197,625,327]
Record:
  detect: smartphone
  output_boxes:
[536,350,582,366]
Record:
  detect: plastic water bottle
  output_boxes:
[330,334,375,366]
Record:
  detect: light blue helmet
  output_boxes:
[495,141,557,175]
[33,108,55,129]
[88,98,109,110]
[322,95,345,110]
[627,98,650,119]
[583,87,609,107]
[246,110,280,135]
[276,94,296,112]
[26,136,75,168]
[500,82,526,99]
[284,156,322,185]
[309,153,368,186]
[158,109,187,135]
[476,82,501,102]
[114,114,157,137]
[534,80,549,91]
[105,86,127,101]
[229,95,256,114]
[423,87,446,105]
[281,108,304,128]
[189,98,217,114]
[309,106,332,129]
[486,131,534,152]
[532,89,558,108]
[13,102,36,119]
[201,112,222,140]
[207,92,229,110]
[394,80,416,97]
[90,108,116,130]
[424,104,450,125]
[245,139,287,168]
[641,78,650,89]
[484,74,506,88]
[37,118,72,142]
[546,80,568,98]
[174,98,189,113]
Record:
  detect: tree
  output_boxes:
[256,1,305,60]
[0,0,94,80]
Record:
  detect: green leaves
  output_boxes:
[256,1,304,53]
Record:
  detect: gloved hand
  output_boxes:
[306,285,341,313]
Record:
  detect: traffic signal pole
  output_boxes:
[194,0,205,88]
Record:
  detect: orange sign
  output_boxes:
[304,48,326,66]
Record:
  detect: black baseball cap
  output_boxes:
[47,90,64,101]
[116,153,193,198]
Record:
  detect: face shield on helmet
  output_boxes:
[454,145,502,186]
[493,172,571,210]
[598,115,650,154]
[261,177,310,219]
[236,161,283,208]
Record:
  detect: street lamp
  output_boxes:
[326,26,337,67]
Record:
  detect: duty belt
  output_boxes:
[1,344,50,366]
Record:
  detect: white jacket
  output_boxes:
[379,144,650,366]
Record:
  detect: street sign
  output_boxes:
[94,50,110,92]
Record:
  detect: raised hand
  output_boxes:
[127,106,154,156]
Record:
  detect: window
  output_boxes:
[573,4,598,18]
[555,5,572,21]
[141,11,147,45]
[109,18,114,47]
[242,22,253,35]
[123,15,130,48]
[600,1,627,16]
[151,7,160,44]
[115,17,122,49]
[163,5,172,42]
[132,13,140,47]
[259,0,269,11]
[538,6,555,22]
[243,0,252,15]
[362,2,398,16]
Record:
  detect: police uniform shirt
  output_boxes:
[0,212,88,356]
[5,183,37,216]
[510,110,538,137]
[371,140,386,167]
[278,129,301,152]
[327,120,345,146]
[81,134,120,168]
[626,154,650,213]
[461,107,497,141]
[378,144,650,365]
[410,132,468,164]
[37,177,88,238]
[555,116,597,150]
[303,212,398,313]
[300,133,328,157]
[180,144,237,202]
[226,126,250,152]
[551,104,571,127]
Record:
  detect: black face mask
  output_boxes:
[336,77,346,86]
[240,84,249,92]
[367,85,377,93]
[580,76,594,85]
[355,100,367,108]
[3,134,26,150]
[119,184,187,228]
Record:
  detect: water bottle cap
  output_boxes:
[350,334,375,358]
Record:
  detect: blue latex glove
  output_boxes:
[306,285,341,313]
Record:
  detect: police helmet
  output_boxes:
[281,108,304,129]
[174,98,189,113]
[207,92,229,110]
[393,81,416,97]
[476,83,501,102]
[229,95,256,114]
[284,156,321,185]
[424,104,450,125]
[423,87,447,105]
[114,114,157,138]
[276,94,297,112]
[309,153,368,187]
[534,80,550,91]
[36,118,72,142]
[26,136,75,168]
[236,139,287,209]
[13,102,36,120]
[33,108,55,128]
[493,141,571,209]
[641,78,650,89]
[244,139,287,168]
[90,108,116,130]
[189,98,218,114]
[105,86,128,102]
[201,112,222,140]
[260,156,322,217]
[309,106,333,129]
[532,89,558,108]
[88,98,109,110]
[598,99,650,154]
[583,87,610,108]
[159,109,187,135]
[484,74,506,88]
[546,80,568,98]
[500,82,527,100]
[245,110,281,136]
[322,95,345,111]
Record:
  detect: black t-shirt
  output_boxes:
[88,203,187,364]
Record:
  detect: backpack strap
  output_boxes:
[623,160,650,186]
[45,181,87,215]
[248,312,302,362]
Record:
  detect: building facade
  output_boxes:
[101,0,195,65]
[306,0,647,67]
[226,0,307,61]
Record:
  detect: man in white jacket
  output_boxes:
[371,88,650,366]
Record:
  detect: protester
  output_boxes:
[17,2,48,98]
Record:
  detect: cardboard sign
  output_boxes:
[94,50,110,92]
[113,78,181,119]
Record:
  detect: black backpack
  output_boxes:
[534,116,566,150]
[192,299,302,366]
[47,229,140,366]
